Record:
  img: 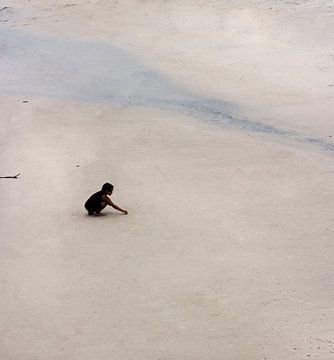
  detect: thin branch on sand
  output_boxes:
[0,173,21,179]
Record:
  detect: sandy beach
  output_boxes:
[1,1,334,359]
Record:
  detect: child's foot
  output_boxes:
[93,212,105,216]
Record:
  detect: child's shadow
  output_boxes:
[71,211,126,218]
[86,212,124,218]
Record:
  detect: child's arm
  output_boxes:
[102,195,128,214]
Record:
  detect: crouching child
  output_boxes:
[85,183,128,216]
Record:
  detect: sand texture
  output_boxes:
[1,1,334,359]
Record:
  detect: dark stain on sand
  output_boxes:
[1,26,333,151]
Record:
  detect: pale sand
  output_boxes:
[1,1,334,359]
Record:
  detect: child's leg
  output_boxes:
[95,201,107,214]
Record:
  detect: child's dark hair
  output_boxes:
[101,183,114,193]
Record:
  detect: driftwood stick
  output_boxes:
[0,173,21,179]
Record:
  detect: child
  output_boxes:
[85,183,128,216]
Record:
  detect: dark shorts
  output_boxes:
[84,201,103,214]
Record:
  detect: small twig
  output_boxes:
[0,173,21,179]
